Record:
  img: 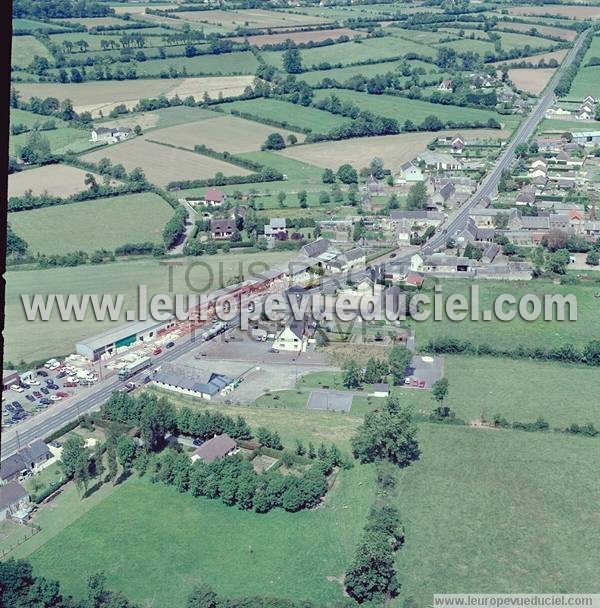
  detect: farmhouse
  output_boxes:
[0,440,52,485]
[152,370,234,401]
[192,434,238,464]
[264,218,288,240]
[0,481,30,522]
[76,317,176,361]
[211,219,238,240]
[410,252,472,274]
[91,126,132,143]
[202,190,227,207]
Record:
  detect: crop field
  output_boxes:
[277,128,507,169]
[495,21,577,41]
[235,27,360,47]
[8,193,173,256]
[509,68,556,95]
[14,76,255,117]
[173,8,331,29]
[82,137,251,186]
[3,251,297,363]
[148,114,304,153]
[496,30,557,50]
[10,126,100,156]
[262,35,436,71]
[508,5,600,19]
[109,51,260,76]
[57,16,130,27]
[11,35,53,68]
[492,48,568,66]
[312,88,512,127]
[8,164,106,198]
[219,97,350,132]
[300,58,438,85]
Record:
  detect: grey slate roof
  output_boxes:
[154,371,233,396]
[194,434,237,464]
[0,481,28,510]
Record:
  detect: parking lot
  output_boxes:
[406,355,444,389]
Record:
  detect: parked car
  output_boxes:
[418,379,426,389]
[153,347,162,355]
[48,383,59,390]
[33,390,42,398]
[40,398,51,405]
[56,391,68,398]
[166,341,175,349]
[28,379,40,386]
[49,395,61,401]
[25,395,35,402]
[57,370,67,379]
[36,370,48,377]
[10,385,24,393]
[40,387,49,395]
[45,379,54,386]
[411,378,419,387]
[20,382,30,389]
[64,381,78,388]
[193,438,204,447]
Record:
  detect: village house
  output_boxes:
[457,217,496,245]
[90,126,132,143]
[516,185,537,206]
[202,190,226,207]
[417,151,461,171]
[0,440,52,485]
[325,247,366,273]
[301,238,331,260]
[438,79,452,91]
[450,134,466,154]
[387,210,444,232]
[210,218,237,240]
[264,218,288,240]
[431,182,456,207]
[0,481,30,521]
[410,252,472,274]
[469,207,519,229]
[191,434,238,464]
[396,161,425,183]
[273,320,306,352]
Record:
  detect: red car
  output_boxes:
[418,380,426,389]
[410,379,419,387]
[63,381,77,387]
[33,390,42,398]
[153,347,162,355]
[56,391,68,398]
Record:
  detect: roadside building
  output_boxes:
[2,369,19,390]
[152,370,234,401]
[273,320,306,352]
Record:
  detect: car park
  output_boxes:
[40,398,51,405]
[20,382,30,389]
[49,395,61,401]
[11,401,21,408]
[33,390,42,397]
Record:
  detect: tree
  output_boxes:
[406,181,428,210]
[388,345,412,385]
[432,378,449,405]
[544,248,570,274]
[60,436,90,496]
[262,132,286,150]
[370,157,385,180]
[337,163,358,184]
[297,190,307,208]
[282,45,302,73]
[343,359,363,389]
[277,191,287,207]
[586,249,599,266]
[117,436,137,477]
[187,583,218,608]
[352,397,421,468]
[133,124,142,135]
[287,134,297,145]
[322,168,336,183]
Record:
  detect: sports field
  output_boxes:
[277,128,507,169]
[8,193,173,256]
[3,251,297,363]
[312,88,512,127]
[149,114,304,153]
[8,165,106,198]
[14,76,255,117]
[82,137,251,186]
[219,97,350,132]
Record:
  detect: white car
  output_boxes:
[28,379,40,386]
[49,395,61,401]
[10,385,24,393]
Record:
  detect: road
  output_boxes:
[0,32,588,459]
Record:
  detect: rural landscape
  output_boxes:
[2,0,600,607]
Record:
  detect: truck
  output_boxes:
[118,357,152,381]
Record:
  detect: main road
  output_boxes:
[0,31,589,459]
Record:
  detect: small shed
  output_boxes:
[371,383,390,398]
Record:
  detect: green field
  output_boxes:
[312,88,510,126]
[261,36,435,71]
[10,126,99,156]
[11,35,53,68]
[563,35,600,99]
[219,97,350,132]
[433,37,495,56]
[538,118,600,133]
[3,251,297,364]
[497,30,557,50]
[8,192,174,255]
[10,107,69,129]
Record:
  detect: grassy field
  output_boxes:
[312,88,515,128]
[81,137,251,186]
[11,35,53,68]
[509,67,556,95]
[219,97,350,132]
[408,276,600,354]
[277,128,507,170]
[495,21,577,42]
[10,108,69,129]
[563,35,600,100]
[8,192,174,256]
[497,30,557,51]
[8,164,107,198]
[539,117,600,133]
[149,114,304,153]
[3,251,297,363]
[238,27,360,48]
[261,36,435,71]
[10,126,101,156]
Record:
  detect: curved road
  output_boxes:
[0,31,589,459]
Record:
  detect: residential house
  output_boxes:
[405,271,424,288]
[203,190,226,206]
[417,151,461,171]
[516,185,536,206]
[325,247,366,273]
[431,182,455,207]
[192,434,238,464]
[387,210,444,231]
[397,161,425,183]
[371,383,390,398]
[210,219,237,240]
[469,207,519,229]
[438,79,452,91]
[301,238,331,259]
[90,126,132,143]
[410,253,472,274]
[0,440,52,485]
[264,218,288,240]
[365,175,383,194]
[450,134,466,154]
[273,320,306,352]
[482,242,500,264]
[0,481,30,521]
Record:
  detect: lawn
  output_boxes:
[11,35,53,68]
[219,97,350,132]
[8,192,174,255]
[27,468,373,606]
[3,251,297,364]
[312,88,514,128]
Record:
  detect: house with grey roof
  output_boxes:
[192,434,238,464]
[264,218,288,240]
[417,151,461,171]
[396,161,424,183]
[325,247,366,273]
[0,481,29,521]
[1,440,52,485]
[153,370,234,400]
[410,252,472,274]
[302,238,331,259]
[273,320,306,352]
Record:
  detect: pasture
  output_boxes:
[11,35,53,68]
[495,21,577,41]
[508,68,556,95]
[8,193,173,256]
[8,165,105,198]
[507,5,600,19]
[10,107,68,129]
[496,30,556,50]
[3,251,297,363]
[148,114,304,153]
[312,88,511,127]
[219,97,350,132]
[276,128,507,169]
[235,27,360,47]
[14,76,255,117]
[81,137,251,186]
[492,48,568,66]
[10,126,99,156]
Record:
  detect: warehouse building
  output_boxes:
[75,317,176,361]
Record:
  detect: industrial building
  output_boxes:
[75,317,176,361]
